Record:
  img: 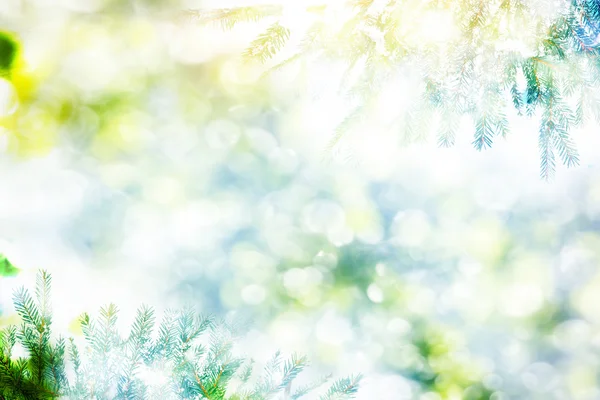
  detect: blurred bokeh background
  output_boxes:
[2,0,600,399]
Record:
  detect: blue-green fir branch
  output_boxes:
[189,0,600,179]
[0,270,361,400]
[320,374,362,400]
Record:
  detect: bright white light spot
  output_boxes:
[170,201,221,248]
[268,148,298,174]
[474,176,520,211]
[231,248,275,274]
[411,10,458,46]
[387,318,411,335]
[327,224,354,246]
[269,311,312,350]
[0,78,18,117]
[264,222,306,260]
[220,59,264,85]
[245,127,278,155]
[283,267,322,297]
[62,48,121,92]
[302,199,346,234]
[279,3,315,33]
[59,0,103,12]
[572,273,600,323]
[0,127,10,152]
[356,374,413,400]
[420,393,443,400]
[318,1,356,35]
[499,284,544,317]
[390,210,431,248]
[458,259,483,277]
[10,343,28,359]
[483,374,503,390]
[367,283,384,303]
[0,158,87,223]
[204,119,241,150]
[357,224,383,244]
[552,319,591,352]
[167,24,236,65]
[138,364,169,387]
[406,287,436,314]
[428,151,467,188]
[316,311,353,344]
[283,268,307,293]
[241,284,266,305]
[0,0,20,16]
[313,250,338,268]
[558,244,595,281]
[521,362,559,393]
[161,122,200,159]
[144,176,182,205]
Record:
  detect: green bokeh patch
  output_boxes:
[0,31,18,73]
[0,254,19,277]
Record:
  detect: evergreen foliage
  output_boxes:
[188,0,600,179]
[184,6,284,30]
[0,271,361,400]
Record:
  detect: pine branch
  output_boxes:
[36,270,52,327]
[472,114,495,150]
[320,374,362,400]
[291,373,331,399]
[277,354,307,391]
[184,5,283,30]
[13,287,42,329]
[195,0,600,178]
[539,123,556,181]
[2,270,360,399]
[244,23,291,63]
